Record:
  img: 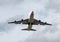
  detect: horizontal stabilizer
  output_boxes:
[21,28,36,31]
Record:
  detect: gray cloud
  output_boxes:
[0,0,60,42]
[0,0,24,6]
[46,0,60,12]
[0,21,15,32]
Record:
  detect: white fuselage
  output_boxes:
[29,12,34,23]
[28,11,34,29]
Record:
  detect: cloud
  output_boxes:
[0,0,24,6]
[0,0,60,42]
[46,0,60,12]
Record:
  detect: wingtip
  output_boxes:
[8,22,13,24]
[8,22,10,23]
[48,24,52,26]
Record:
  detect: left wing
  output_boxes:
[8,19,29,24]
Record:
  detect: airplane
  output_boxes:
[8,11,52,31]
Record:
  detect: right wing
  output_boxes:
[32,19,52,25]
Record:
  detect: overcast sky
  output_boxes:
[0,0,60,42]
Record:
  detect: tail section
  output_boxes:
[21,24,36,31]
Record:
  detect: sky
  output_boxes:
[0,0,60,42]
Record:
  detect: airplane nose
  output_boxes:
[31,11,34,15]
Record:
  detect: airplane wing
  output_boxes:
[32,19,52,25]
[8,19,29,24]
[8,19,52,25]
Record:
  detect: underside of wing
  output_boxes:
[8,19,29,24]
[8,18,52,25]
[8,20,22,24]
[31,19,52,25]
[21,19,29,24]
